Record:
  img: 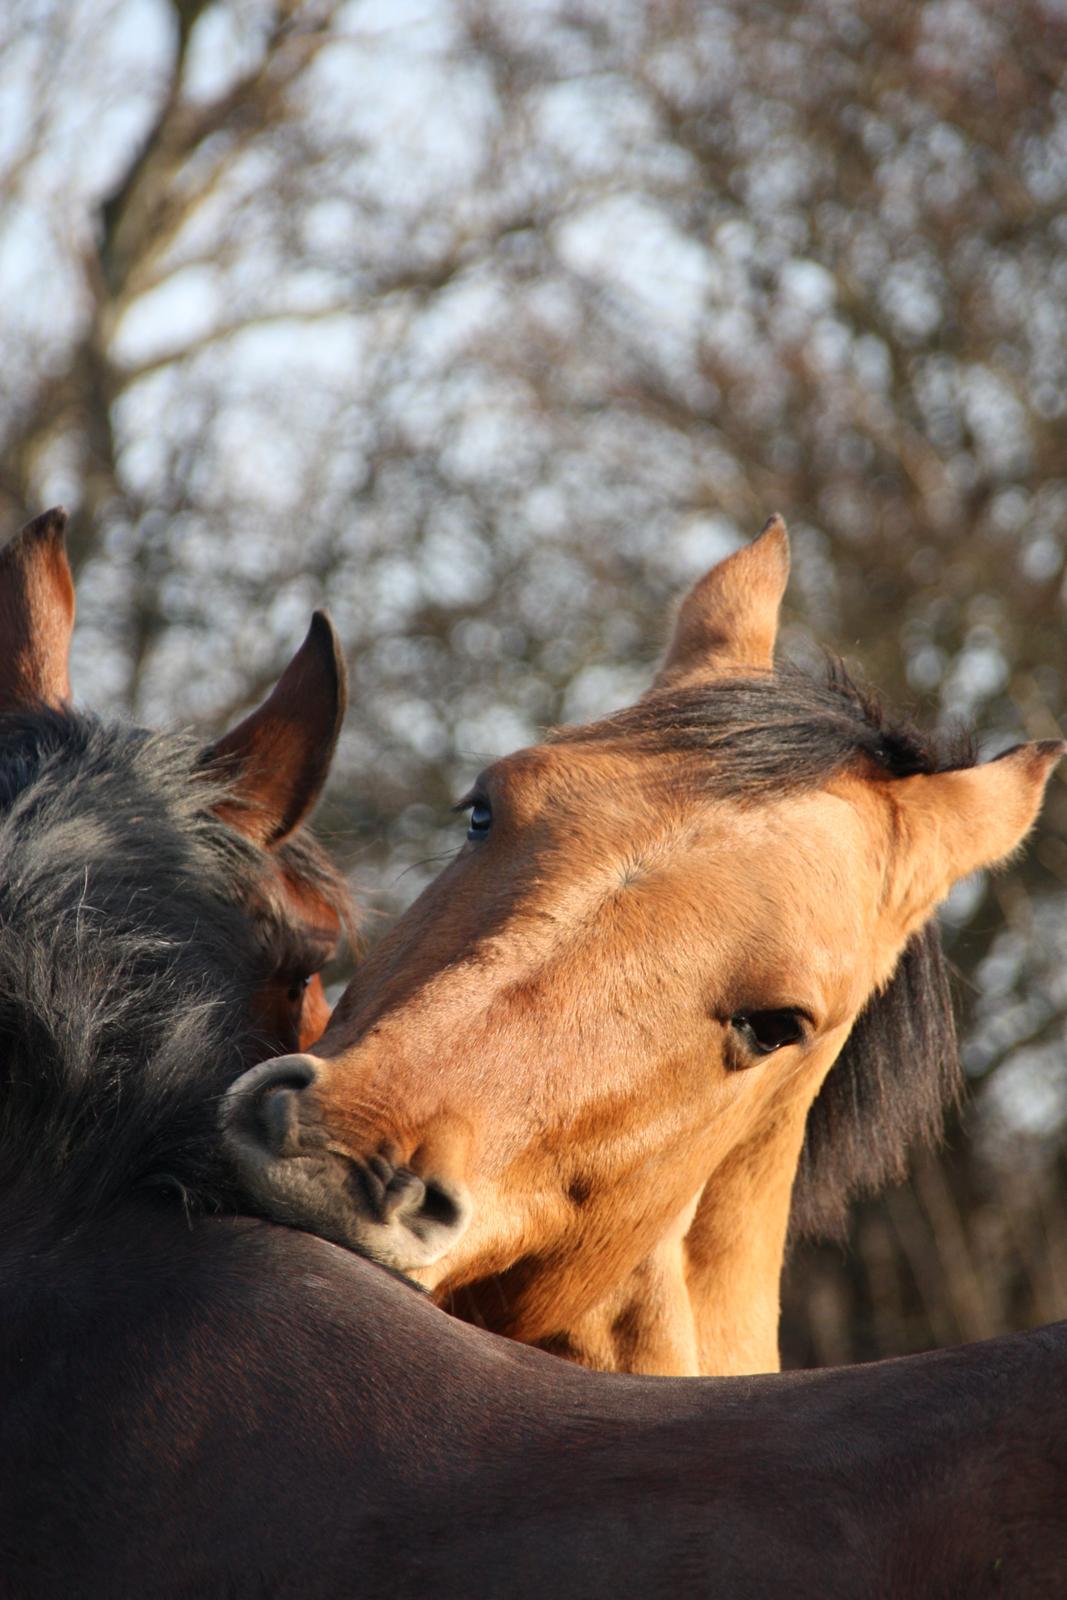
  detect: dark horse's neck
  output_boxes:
[3,1205,1066,1599]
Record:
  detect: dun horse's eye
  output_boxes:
[466,800,492,842]
[730,1009,806,1059]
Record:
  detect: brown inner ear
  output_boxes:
[209,610,348,849]
[0,508,75,713]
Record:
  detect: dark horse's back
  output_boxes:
[4,1207,1067,1600]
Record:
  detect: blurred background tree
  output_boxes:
[3,0,1067,1363]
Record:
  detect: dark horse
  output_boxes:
[3,511,1067,1598]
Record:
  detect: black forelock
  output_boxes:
[556,656,968,1238]
[0,708,321,1238]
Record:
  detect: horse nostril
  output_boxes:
[354,1155,426,1223]
[380,1167,426,1221]
[420,1180,465,1230]
[345,1149,469,1244]
[223,1053,321,1157]
[255,1056,318,1094]
[257,1083,304,1158]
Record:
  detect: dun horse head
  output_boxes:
[225,518,1062,1375]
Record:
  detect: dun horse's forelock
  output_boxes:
[553,658,976,799]
[555,656,970,1240]
[0,707,350,1230]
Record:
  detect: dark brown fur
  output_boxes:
[5,1213,1067,1599]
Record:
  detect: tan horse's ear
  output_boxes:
[651,514,790,693]
[0,508,75,713]
[208,611,347,848]
[889,741,1066,931]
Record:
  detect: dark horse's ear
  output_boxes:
[0,508,75,713]
[208,611,347,849]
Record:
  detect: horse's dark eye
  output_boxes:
[467,800,492,842]
[287,975,312,1004]
[730,1009,806,1059]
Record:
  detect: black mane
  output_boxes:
[0,707,346,1239]
[555,658,970,1239]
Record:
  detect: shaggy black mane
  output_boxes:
[0,707,349,1240]
[555,658,971,1239]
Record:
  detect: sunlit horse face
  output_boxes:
[226,519,1062,1375]
[1,508,349,1060]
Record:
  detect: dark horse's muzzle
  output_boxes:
[222,1055,471,1270]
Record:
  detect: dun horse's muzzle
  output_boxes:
[222,1054,471,1271]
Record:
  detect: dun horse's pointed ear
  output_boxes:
[890,741,1066,929]
[0,507,75,713]
[651,515,790,693]
[208,611,347,849]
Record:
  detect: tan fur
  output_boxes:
[651,513,789,691]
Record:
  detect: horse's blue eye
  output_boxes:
[467,801,492,841]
